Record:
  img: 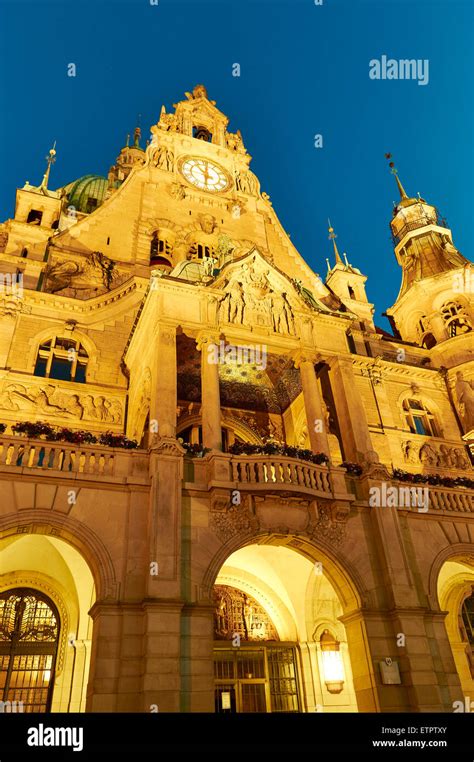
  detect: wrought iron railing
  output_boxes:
[391,212,449,246]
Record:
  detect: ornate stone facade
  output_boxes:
[0,85,473,716]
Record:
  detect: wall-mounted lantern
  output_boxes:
[320,629,345,694]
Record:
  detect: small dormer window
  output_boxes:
[193,126,212,142]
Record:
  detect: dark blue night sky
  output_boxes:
[0,0,472,328]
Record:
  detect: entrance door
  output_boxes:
[214,645,300,713]
[0,588,60,712]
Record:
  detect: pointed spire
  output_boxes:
[125,133,130,148]
[328,219,343,265]
[39,142,57,191]
[385,152,408,200]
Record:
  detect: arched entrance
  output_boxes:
[0,533,96,712]
[437,555,474,699]
[210,542,360,713]
[0,588,60,712]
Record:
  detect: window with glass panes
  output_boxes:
[402,398,438,436]
[34,338,88,383]
[462,592,474,645]
[214,645,300,713]
[0,589,60,712]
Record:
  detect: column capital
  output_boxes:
[292,348,323,369]
[195,331,220,352]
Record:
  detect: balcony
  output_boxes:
[391,211,448,246]
[0,434,150,485]
[188,452,353,501]
[409,483,474,514]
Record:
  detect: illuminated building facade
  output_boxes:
[0,85,473,713]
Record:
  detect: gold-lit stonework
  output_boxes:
[0,86,472,714]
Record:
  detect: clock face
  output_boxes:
[180,157,229,192]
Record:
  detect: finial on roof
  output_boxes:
[39,141,57,191]
[385,152,408,200]
[328,219,343,265]
[133,126,141,149]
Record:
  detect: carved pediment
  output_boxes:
[211,249,317,334]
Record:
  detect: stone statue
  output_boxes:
[438,444,454,468]
[235,171,256,195]
[43,251,117,295]
[199,214,217,235]
[168,182,186,200]
[419,442,438,467]
[226,278,245,323]
[453,448,469,470]
[151,143,174,171]
[455,371,474,432]
[243,596,254,635]
[402,440,419,464]
[202,255,217,277]
[293,278,322,311]
[216,597,227,635]
[226,130,245,153]
[271,292,293,334]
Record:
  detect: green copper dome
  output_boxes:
[68,175,108,214]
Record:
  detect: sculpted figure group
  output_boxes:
[218,260,294,334]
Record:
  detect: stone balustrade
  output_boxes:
[421,485,474,513]
[0,434,149,484]
[231,455,331,492]
[191,452,351,500]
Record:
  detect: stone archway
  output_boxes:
[211,541,360,713]
[0,532,96,712]
[436,551,474,700]
[188,522,377,713]
[0,510,117,601]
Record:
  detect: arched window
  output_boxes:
[193,126,212,142]
[347,285,355,299]
[0,588,60,712]
[189,242,215,260]
[150,232,173,266]
[402,397,438,437]
[461,591,474,645]
[441,301,472,338]
[34,337,88,383]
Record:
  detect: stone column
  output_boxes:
[68,639,91,712]
[86,602,145,712]
[150,324,177,438]
[142,601,183,713]
[328,356,374,462]
[294,351,330,456]
[197,333,222,451]
[180,603,215,712]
